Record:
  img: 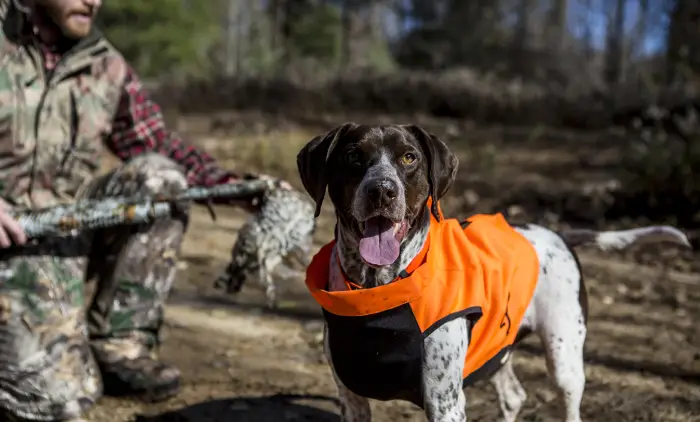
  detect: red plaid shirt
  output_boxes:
[43,48,235,187]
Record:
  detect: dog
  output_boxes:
[214,187,316,308]
[296,123,691,422]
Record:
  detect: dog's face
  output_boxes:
[297,124,458,267]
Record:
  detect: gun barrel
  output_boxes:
[11,179,275,239]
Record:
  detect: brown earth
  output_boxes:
[84,112,700,421]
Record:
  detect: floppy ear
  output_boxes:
[401,125,459,221]
[296,123,358,218]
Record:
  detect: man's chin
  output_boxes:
[61,23,92,40]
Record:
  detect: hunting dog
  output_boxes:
[296,123,691,422]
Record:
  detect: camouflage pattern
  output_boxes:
[0,0,126,210]
[0,241,98,422]
[0,1,187,420]
[83,154,189,404]
[0,154,189,421]
[214,187,316,308]
[11,178,274,240]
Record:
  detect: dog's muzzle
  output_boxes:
[366,179,398,210]
[353,178,409,267]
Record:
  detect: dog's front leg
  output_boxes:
[323,325,371,422]
[422,318,469,422]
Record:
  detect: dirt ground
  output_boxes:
[85,112,700,421]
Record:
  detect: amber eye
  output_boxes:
[400,153,416,165]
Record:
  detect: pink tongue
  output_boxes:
[358,217,400,266]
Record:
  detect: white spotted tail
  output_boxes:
[559,225,692,251]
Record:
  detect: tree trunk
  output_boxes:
[511,0,533,71]
[547,0,568,54]
[604,0,626,86]
[340,0,352,69]
[666,0,700,85]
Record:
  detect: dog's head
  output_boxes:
[297,123,458,267]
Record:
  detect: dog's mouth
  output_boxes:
[358,216,409,267]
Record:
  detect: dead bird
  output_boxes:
[214,186,316,308]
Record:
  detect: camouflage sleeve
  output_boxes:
[105,65,240,187]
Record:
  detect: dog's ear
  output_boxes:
[297,123,358,218]
[401,125,459,221]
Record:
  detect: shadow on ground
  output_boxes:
[133,394,340,422]
[517,343,700,384]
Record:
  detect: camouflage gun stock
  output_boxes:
[11,179,275,239]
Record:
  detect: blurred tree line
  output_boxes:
[95,0,700,226]
[97,0,700,91]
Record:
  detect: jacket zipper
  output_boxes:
[27,43,71,199]
[25,32,103,201]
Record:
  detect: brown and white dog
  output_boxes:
[296,123,691,422]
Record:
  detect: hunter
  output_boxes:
[0,0,289,420]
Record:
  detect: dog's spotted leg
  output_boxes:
[323,325,371,422]
[490,356,526,422]
[541,325,585,422]
[422,318,468,422]
[524,228,586,422]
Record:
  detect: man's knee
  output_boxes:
[119,153,188,196]
[83,154,190,308]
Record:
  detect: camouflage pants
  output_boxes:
[0,154,189,421]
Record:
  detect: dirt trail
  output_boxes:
[83,203,700,422]
[83,116,699,421]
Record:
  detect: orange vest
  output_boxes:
[305,203,539,406]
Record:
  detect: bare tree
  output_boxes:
[604,0,627,86]
[630,0,650,58]
[511,0,534,71]
[546,0,569,54]
[223,0,239,75]
[666,0,700,85]
[340,0,352,68]
[269,0,282,52]
[580,0,594,60]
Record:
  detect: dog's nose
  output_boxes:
[367,181,398,207]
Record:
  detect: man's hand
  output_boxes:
[0,199,26,248]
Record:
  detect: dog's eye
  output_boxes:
[347,151,361,164]
[400,153,416,165]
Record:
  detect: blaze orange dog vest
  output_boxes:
[305,204,540,407]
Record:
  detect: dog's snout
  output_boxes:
[367,181,398,207]
[352,153,406,221]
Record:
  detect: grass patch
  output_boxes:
[192,128,317,187]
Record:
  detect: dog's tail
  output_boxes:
[559,226,692,251]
